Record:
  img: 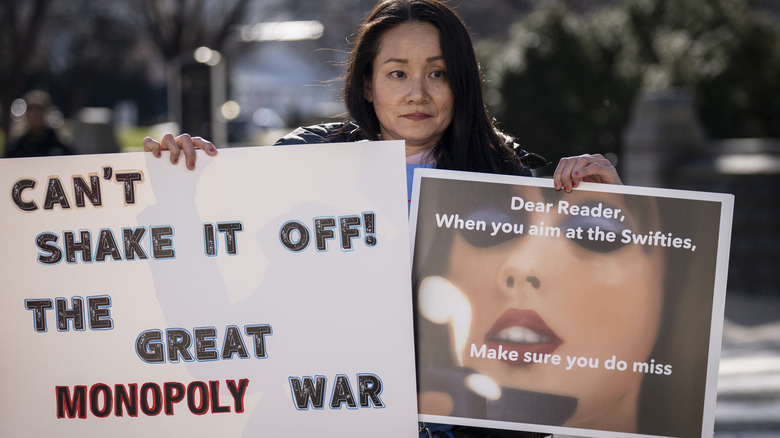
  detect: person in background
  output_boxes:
[4,90,74,158]
[143,1,622,436]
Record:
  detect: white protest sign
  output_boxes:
[1,141,419,437]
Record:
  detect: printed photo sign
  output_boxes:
[0,141,419,437]
[410,168,734,438]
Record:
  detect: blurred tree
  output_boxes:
[133,0,251,60]
[130,0,252,138]
[486,0,640,167]
[622,0,780,138]
[485,0,780,167]
[0,0,52,151]
[43,2,157,117]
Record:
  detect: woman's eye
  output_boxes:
[430,70,446,79]
[560,215,629,254]
[390,71,405,79]
[457,207,524,248]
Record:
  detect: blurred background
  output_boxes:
[1,0,778,435]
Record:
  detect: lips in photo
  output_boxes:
[484,308,562,364]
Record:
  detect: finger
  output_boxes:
[569,157,585,190]
[175,134,197,170]
[554,157,578,192]
[193,136,218,156]
[160,133,181,165]
[142,137,162,158]
[568,154,619,184]
[575,161,623,185]
[552,158,566,190]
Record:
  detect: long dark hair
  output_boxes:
[344,0,526,175]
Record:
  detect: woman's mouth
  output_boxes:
[402,111,432,121]
[484,309,562,363]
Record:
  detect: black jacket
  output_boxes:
[275,122,547,175]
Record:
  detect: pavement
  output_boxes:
[714,292,780,437]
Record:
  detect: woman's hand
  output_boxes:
[418,390,454,416]
[143,133,218,170]
[553,153,622,192]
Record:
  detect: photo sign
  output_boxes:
[0,141,420,437]
[410,169,734,438]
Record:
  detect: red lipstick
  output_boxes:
[484,308,562,365]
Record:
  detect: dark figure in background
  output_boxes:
[5,90,74,158]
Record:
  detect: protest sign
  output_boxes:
[410,168,734,438]
[0,141,419,437]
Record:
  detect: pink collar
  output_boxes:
[406,149,436,165]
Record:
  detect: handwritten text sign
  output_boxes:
[1,142,419,437]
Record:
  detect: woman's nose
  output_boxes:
[500,270,542,296]
[406,76,429,103]
[497,250,542,300]
[504,274,541,290]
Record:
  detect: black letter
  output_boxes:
[114,171,143,205]
[203,223,216,256]
[221,326,249,359]
[194,327,218,361]
[140,383,162,415]
[340,216,361,250]
[151,226,175,259]
[90,383,113,417]
[72,175,102,208]
[244,325,272,358]
[217,222,243,255]
[114,383,138,417]
[289,376,326,410]
[56,297,85,331]
[227,379,249,413]
[164,382,186,415]
[279,221,310,252]
[37,233,63,264]
[43,177,71,210]
[210,381,231,413]
[123,227,148,260]
[64,230,93,264]
[11,178,37,211]
[87,295,112,330]
[56,385,87,419]
[136,330,164,363]
[330,375,357,409]
[358,374,384,407]
[166,329,193,362]
[25,299,53,332]
[187,381,209,415]
[314,217,336,251]
[95,229,123,262]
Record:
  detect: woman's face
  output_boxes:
[446,186,664,429]
[365,21,454,155]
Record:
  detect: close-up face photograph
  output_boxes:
[413,175,725,437]
[447,187,664,431]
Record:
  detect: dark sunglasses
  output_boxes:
[454,197,631,254]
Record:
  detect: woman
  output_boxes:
[144,0,623,436]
